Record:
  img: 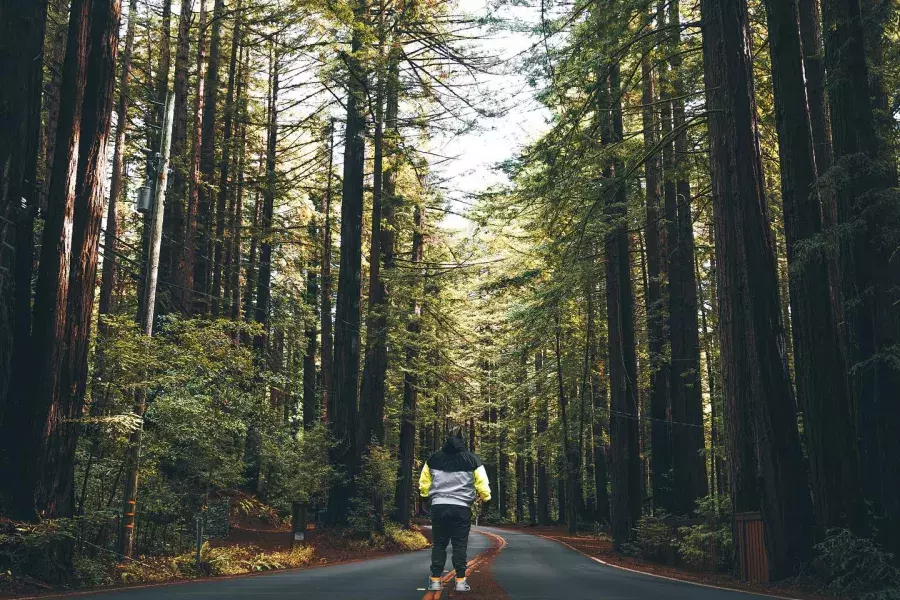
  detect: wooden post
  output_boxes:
[291,501,308,548]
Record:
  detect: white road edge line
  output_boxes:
[536,534,802,600]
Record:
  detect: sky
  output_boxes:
[428,0,551,232]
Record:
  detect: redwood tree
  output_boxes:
[700,0,815,577]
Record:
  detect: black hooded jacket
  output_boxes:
[419,436,492,507]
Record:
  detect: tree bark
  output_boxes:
[195,0,224,312]
[0,0,47,493]
[603,64,641,549]
[700,0,815,577]
[254,42,279,349]
[589,284,610,524]
[320,122,335,420]
[303,207,319,428]
[536,350,551,525]
[666,0,707,517]
[393,205,424,527]
[183,0,207,314]
[99,0,137,319]
[358,56,396,453]
[213,0,242,315]
[17,0,93,521]
[328,0,367,524]
[168,0,193,312]
[821,0,900,554]
[641,48,672,516]
[764,0,863,536]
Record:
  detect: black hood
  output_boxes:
[442,436,467,453]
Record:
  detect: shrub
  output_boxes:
[633,513,673,562]
[815,528,900,599]
[675,495,733,571]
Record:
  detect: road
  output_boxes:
[483,526,771,600]
[63,528,780,600]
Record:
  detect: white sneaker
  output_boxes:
[427,578,442,591]
[455,579,471,592]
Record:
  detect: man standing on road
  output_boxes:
[419,426,491,593]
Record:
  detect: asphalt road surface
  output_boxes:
[482,526,773,600]
[65,527,782,600]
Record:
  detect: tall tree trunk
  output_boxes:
[821,0,900,554]
[320,122,335,420]
[554,314,576,533]
[166,0,192,311]
[641,47,672,515]
[139,0,172,319]
[393,205,424,527]
[700,0,815,578]
[0,0,47,493]
[764,0,863,536]
[589,285,611,524]
[15,0,93,521]
[667,0,707,518]
[358,56,395,453]
[603,64,641,549]
[328,0,367,524]
[254,42,278,349]
[303,208,319,428]
[39,0,69,208]
[536,350,551,525]
[183,0,207,314]
[213,0,242,315]
[100,0,137,319]
[797,0,832,176]
[526,416,537,524]
[224,44,246,321]
[243,189,259,320]
[230,61,247,322]
[195,0,224,312]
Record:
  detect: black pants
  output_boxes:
[430,504,471,578]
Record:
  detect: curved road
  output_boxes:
[63,528,780,600]
[483,526,772,600]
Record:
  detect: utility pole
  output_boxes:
[118,91,175,557]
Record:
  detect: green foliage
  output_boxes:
[622,513,673,560]
[675,495,733,571]
[815,529,900,599]
[348,444,397,535]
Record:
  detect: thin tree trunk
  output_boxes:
[320,122,335,420]
[243,189,259,321]
[666,0,707,517]
[254,41,278,349]
[393,205,424,527]
[167,0,192,305]
[213,0,242,315]
[183,0,207,313]
[589,285,611,524]
[195,0,224,312]
[100,0,137,319]
[641,46,672,516]
[303,208,319,428]
[535,350,551,525]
